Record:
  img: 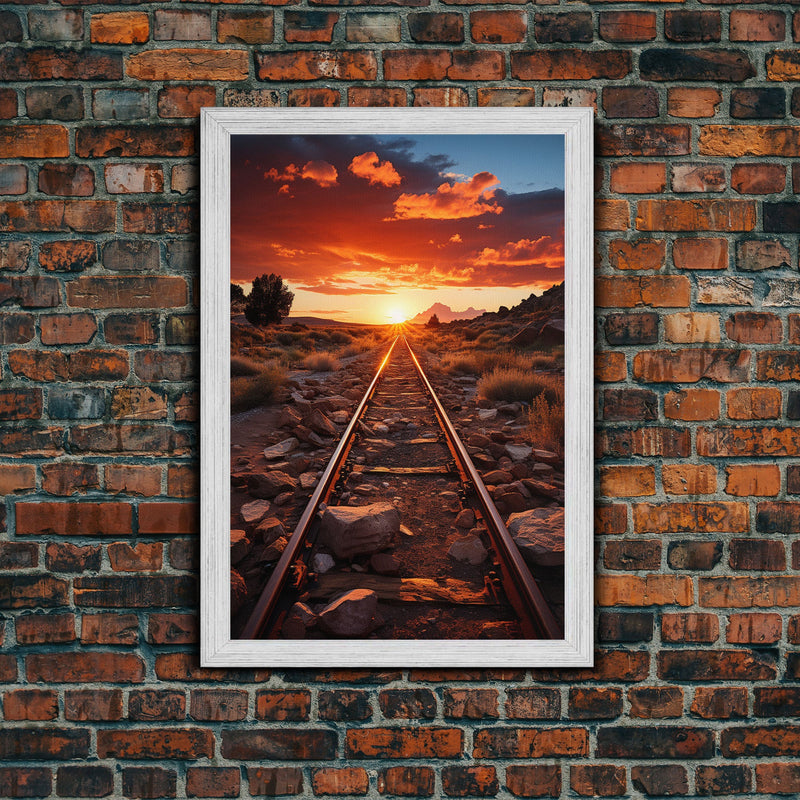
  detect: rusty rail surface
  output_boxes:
[240,333,562,641]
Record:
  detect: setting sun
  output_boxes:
[388,308,408,324]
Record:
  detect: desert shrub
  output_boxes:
[528,385,565,458]
[477,368,563,404]
[303,351,341,371]
[230,363,285,412]
[230,356,264,376]
[327,330,352,345]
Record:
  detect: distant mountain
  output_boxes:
[410,303,487,324]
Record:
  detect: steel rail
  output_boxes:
[240,335,399,640]
[403,336,563,640]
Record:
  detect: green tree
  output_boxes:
[231,283,245,304]
[244,274,294,327]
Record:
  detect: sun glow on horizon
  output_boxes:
[387,307,408,324]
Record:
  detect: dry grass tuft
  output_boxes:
[528,384,564,458]
[477,368,562,404]
[302,351,341,372]
[231,362,285,412]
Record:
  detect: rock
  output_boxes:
[282,601,317,638]
[313,553,335,574]
[240,499,271,525]
[468,433,492,448]
[483,469,514,486]
[506,443,533,462]
[532,463,555,477]
[230,530,251,565]
[319,502,400,559]
[497,490,529,513]
[231,569,247,615]
[534,449,561,465]
[455,508,476,529]
[278,406,302,428]
[330,410,350,424]
[497,403,523,417]
[537,318,565,346]
[508,323,539,347]
[261,536,288,562]
[370,552,401,576]
[294,424,326,447]
[286,455,311,476]
[248,471,297,499]
[374,423,390,435]
[477,408,498,421]
[318,589,382,636]
[448,534,488,565]
[304,408,338,438]
[263,438,298,460]
[254,517,286,545]
[313,395,350,413]
[299,471,318,490]
[507,508,565,567]
[274,491,294,506]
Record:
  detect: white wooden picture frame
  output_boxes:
[201,107,594,667]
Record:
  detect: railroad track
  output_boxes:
[241,335,562,641]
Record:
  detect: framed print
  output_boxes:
[201,107,593,667]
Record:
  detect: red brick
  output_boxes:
[726,311,782,343]
[0,540,37,568]
[511,50,630,80]
[27,652,144,683]
[505,765,560,798]
[628,686,683,719]
[669,539,723,572]
[631,766,688,797]
[46,542,101,573]
[286,88,340,107]
[599,465,655,497]
[377,767,434,797]
[413,87,468,107]
[730,10,785,41]
[604,86,659,119]
[190,689,248,721]
[81,612,139,645]
[138,502,198,534]
[347,728,462,759]
[568,688,622,720]
[41,313,97,345]
[597,575,692,607]
[98,728,214,759]
[122,767,177,799]
[77,125,194,158]
[64,689,122,721]
[106,464,162,496]
[0,768,51,797]
[727,613,782,644]
[634,349,749,383]
[0,388,42,420]
[595,352,626,382]
[691,687,748,720]
[535,12,591,43]
[42,462,99,495]
[187,768,239,799]
[662,464,717,495]
[726,387,782,420]
[725,464,780,496]
[505,689,560,720]
[636,199,756,231]
[0,124,68,158]
[597,726,714,759]
[126,48,247,80]
[757,501,800,533]
[732,163,786,195]
[0,200,115,233]
[570,765,626,797]
[222,729,336,760]
[599,11,655,42]
[157,85,216,118]
[148,613,198,644]
[56,766,114,798]
[722,726,800,758]
[673,237,728,270]
[662,613,719,643]
[668,87,721,118]
[254,690,310,721]
[698,426,800,457]
[609,239,665,272]
[0,574,69,609]
[257,50,376,81]
[700,576,800,608]
[672,163,725,193]
[596,275,690,308]
[16,501,132,536]
[91,12,149,43]
[470,11,525,43]
[598,124,690,157]
[472,731,585,761]
[729,539,785,571]
[664,311,720,343]
[348,87,406,106]
[67,276,188,309]
[123,202,197,234]
[699,125,800,157]
[247,768,303,796]
[610,165,665,196]
[442,689,498,720]
[441,766,497,798]
[596,199,630,231]
[3,688,58,720]
[634,502,747,533]
[311,768,369,796]
[603,540,661,571]
[665,10,720,42]
[108,541,163,571]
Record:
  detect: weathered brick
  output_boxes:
[98,729,213,759]
[732,164,786,195]
[725,464,780,496]
[27,652,145,683]
[258,50,377,80]
[604,87,659,119]
[64,689,122,721]
[247,768,303,797]
[672,237,728,270]
[56,766,114,798]
[640,49,754,82]
[222,729,337,760]
[722,726,800,758]
[663,312,720,343]
[81,612,139,645]
[190,689,248,721]
[409,12,463,42]
[599,465,655,497]
[505,765,560,798]
[603,389,657,422]
[668,87,721,118]
[15,611,75,643]
[535,12,591,43]
[346,12,400,43]
[92,88,148,121]
[604,313,658,345]
[377,767,434,797]
[695,764,751,795]
[470,11,526,43]
[0,200,115,233]
[68,276,187,309]
[596,275,690,308]
[511,50,630,80]
[0,164,26,195]
[691,687,748,720]
[665,10,720,42]
[727,613,782,644]
[662,612,719,643]
[217,10,274,44]
[0,729,89,760]
[597,727,714,759]
[505,689,560,720]
[699,125,800,157]
[187,767,239,799]
[671,163,725,193]
[441,766,498,798]
[726,311,782,343]
[127,49,248,81]
[631,766,688,798]
[731,10,785,41]
[700,576,800,607]
[610,165,665,195]
[633,502,747,533]
[732,88,785,120]
[599,11,655,42]
[603,540,661,571]
[0,47,122,81]
[597,575,693,607]
[122,767,177,799]
[570,765,626,797]
[663,463,717,496]
[91,11,149,44]
[74,575,197,608]
[473,728,587,758]
[598,124,689,157]
[568,688,623,720]
[154,9,211,40]
[636,199,756,231]
[158,85,216,118]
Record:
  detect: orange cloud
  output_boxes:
[301,160,338,187]
[392,172,503,220]
[265,160,338,188]
[348,152,402,187]
[473,236,563,268]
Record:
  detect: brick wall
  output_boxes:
[1,1,799,797]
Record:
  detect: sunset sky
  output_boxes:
[230,134,565,325]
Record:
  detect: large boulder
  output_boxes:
[318,589,382,636]
[319,502,400,559]
[303,408,338,438]
[507,508,565,567]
